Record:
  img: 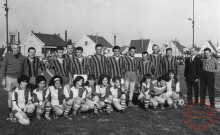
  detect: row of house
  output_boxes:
[1,31,219,59]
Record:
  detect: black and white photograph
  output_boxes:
[0,0,220,134]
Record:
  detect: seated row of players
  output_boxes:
[12,70,181,125]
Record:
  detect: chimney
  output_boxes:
[58,33,60,37]
[65,30,67,42]
[114,35,116,46]
[141,38,144,48]
[96,33,98,44]
[18,32,20,44]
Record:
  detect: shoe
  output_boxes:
[173,104,178,109]
[121,110,125,113]
[45,116,52,121]
[53,113,58,119]
[64,114,72,120]
[106,111,110,115]
[161,105,165,110]
[128,102,137,107]
[36,115,41,120]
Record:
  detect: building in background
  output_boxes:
[199,40,217,54]
[76,35,113,56]
[129,39,153,57]
[20,31,66,58]
[167,40,188,56]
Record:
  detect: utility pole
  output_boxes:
[189,0,195,48]
[193,0,195,47]
[4,0,9,53]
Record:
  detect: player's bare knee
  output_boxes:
[74,99,81,105]
[167,99,173,105]
[145,94,151,100]
[67,99,74,106]
[27,104,35,113]
[45,102,52,107]
[121,94,126,100]
[93,96,99,102]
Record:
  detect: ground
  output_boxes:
[0,65,219,135]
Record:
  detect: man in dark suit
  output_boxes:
[184,47,201,105]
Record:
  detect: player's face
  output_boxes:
[169,73,174,79]
[142,53,148,61]
[76,50,83,57]
[129,49,135,57]
[114,80,121,88]
[113,49,120,57]
[20,81,28,89]
[166,50,172,58]
[77,79,83,86]
[160,80,166,86]
[28,49,36,59]
[57,50,64,58]
[102,77,108,86]
[12,44,20,55]
[67,45,74,54]
[88,79,95,86]
[38,81,46,90]
[152,46,159,54]
[145,78,151,83]
[54,81,61,88]
[96,47,103,55]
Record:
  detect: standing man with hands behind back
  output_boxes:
[1,44,29,120]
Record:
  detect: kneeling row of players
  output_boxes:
[12,72,182,125]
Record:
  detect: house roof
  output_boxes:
[129,39,150,54]
[33,33,66,47]
[172,41,186,53]
[87,35,113,48]
[207,40,217,52]
[120,46,128,54]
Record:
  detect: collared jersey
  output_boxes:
[32,88,50,105]
[64,86,88,99]
[12,86,32,110]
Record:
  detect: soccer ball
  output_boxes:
[178,99,185,106]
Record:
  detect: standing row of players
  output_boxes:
[12,69,181,125]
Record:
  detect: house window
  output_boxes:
[85,41,88,46]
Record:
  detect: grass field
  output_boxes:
[0,65,219,135]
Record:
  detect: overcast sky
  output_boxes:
[0,0,219,48]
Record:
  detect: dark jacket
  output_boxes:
[184,55,201,81]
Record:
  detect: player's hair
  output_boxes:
[166,48,172,52]
[152,44,159,49]
[204,47,211,53]
[17,75,29,85]
[142,51,148,55]
[168,70,179,83]
[112,46,120,52]
[158,75,168,82]
[35,75,47,85]
[56,46,64,52]
[75,47,83,52]
[112,76,121,83]
[83,74,96,87]
[73,76,84,87]
[28,47,36,52]
[129,46,136,51]
[140,74,152,83]
[98,74,110,85]
[66,43,73,48]
[95,44,103,49]
[49,75,63,86]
